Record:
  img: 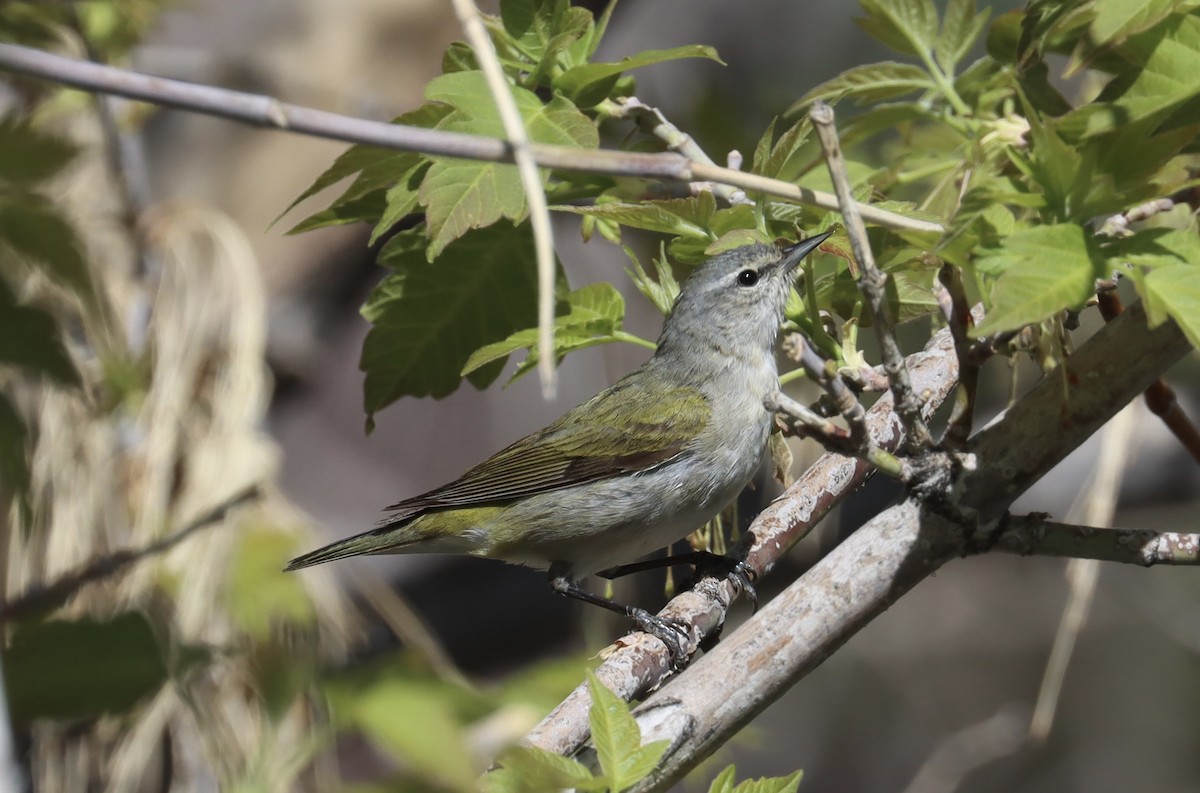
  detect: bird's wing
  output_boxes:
[382,378,710,514]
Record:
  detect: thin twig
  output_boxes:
[764,390,851,447]
[809,100,934,449]
[601,97,750,206]
[900,705,1028,793]
[0,484,262,623]
[0,43,944,235]
[1098,290,1200,465]
[936,262,977,447]
[992,514,1200,567]
[788,337,910,479]
[449,0,557,399]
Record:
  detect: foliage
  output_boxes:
[287,0,1200,426]
[482,671,802,792]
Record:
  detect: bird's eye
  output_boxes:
[737,269,759,287]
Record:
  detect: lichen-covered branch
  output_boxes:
[990,515,1200,566]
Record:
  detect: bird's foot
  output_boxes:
[686,553,759,613]
[626,607,692,671]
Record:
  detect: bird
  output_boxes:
[286,232,832,659]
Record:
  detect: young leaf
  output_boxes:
[1090,0,1182,48]
[4,612,170,724]
[787,62,933,113]
[554,44,723,106]
[970,224,1101,337]
[460,282,630,380]
[730,771,804,793]
[552,194,717,240]
[360,226,543,421]
[936,0,990,72]
[707,764,739,793]
[0,392,30,517]
[586,670,669,791]
[624,246,679,316]
[0,196,91,299]
[0,116,77,184]
[483,746,602,793]
[1142,263,1200,348]
[368,162,431,246]
[287,188,389,235]
[421,73,598,256]
[752,118,812,182]
[0,280,80,386]
[856,0,939,59]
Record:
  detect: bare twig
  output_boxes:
[787,337,910,480]
[521,319,963,757]
[809,100,934,449]
[992,514,1200,567]
[601,97,750,206]
[0,484,262,622]
[1097,186,1200,236]
[0,43,944,235]
[449,0,557,399]
[764,390,851,447]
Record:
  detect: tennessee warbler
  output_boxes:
[287,233,832,658]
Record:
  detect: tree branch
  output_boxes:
[0,484,262,623]
[620,302,1189,790]
[990,514,1200,566]
[0,43,944,235]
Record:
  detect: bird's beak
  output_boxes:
[780,230,834,272]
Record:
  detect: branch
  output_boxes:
[0,43,944,235]
[809,100,934,449]
[449,0,558,399]
[990,514,1200,566]
[0,484,262,623]
[520,318,963,757]
[621,302,1189,790]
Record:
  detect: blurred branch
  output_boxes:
[0,655,26,793]
[0,43,944,235]
[449,0,557,400]
[810,100,933,449]
[0,484,261,623]
[900,705,1028,793]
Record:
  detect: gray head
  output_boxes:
[656,233,832,361]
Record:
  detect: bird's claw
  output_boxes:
[627,607,691,671]
[689,554,759,613]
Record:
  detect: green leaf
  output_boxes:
[788,62,933,112]
[483,746,602,793]
[0,392,30,517]
[708,765,739,793]
[1090,0,1182,47]
[856,0,939,58]
[937,0,990,71]
[730,771,804,793]
[278,103,450,223]
[462,283,637,383]
[751,118,811,181]
[0,116,77,184]
[368,162,430,245]
[227,526,316,639]
[1142,263,1200,347]
[500,0,571,60]
[1105,228,1200,270]
[287,188,389,234]
[421,72,598,256]
[552,194,716,240]
[1063,13,1200,137]
[346,678,477,791]
[554,44,723,106]
[971,224,1101,337]
[624,246,679,316]
[586,670,668,791]
[3,612,169,724]
[360,225,543,419]
[0,281,80,386]
[0,196,91,298]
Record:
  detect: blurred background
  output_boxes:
[2,0,1199,791]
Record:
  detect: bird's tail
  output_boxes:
[284,510,480,571]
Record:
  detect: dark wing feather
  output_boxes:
[382,375,710,515]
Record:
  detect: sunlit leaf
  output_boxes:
[555,45,723,106]
[788,62,933,114]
